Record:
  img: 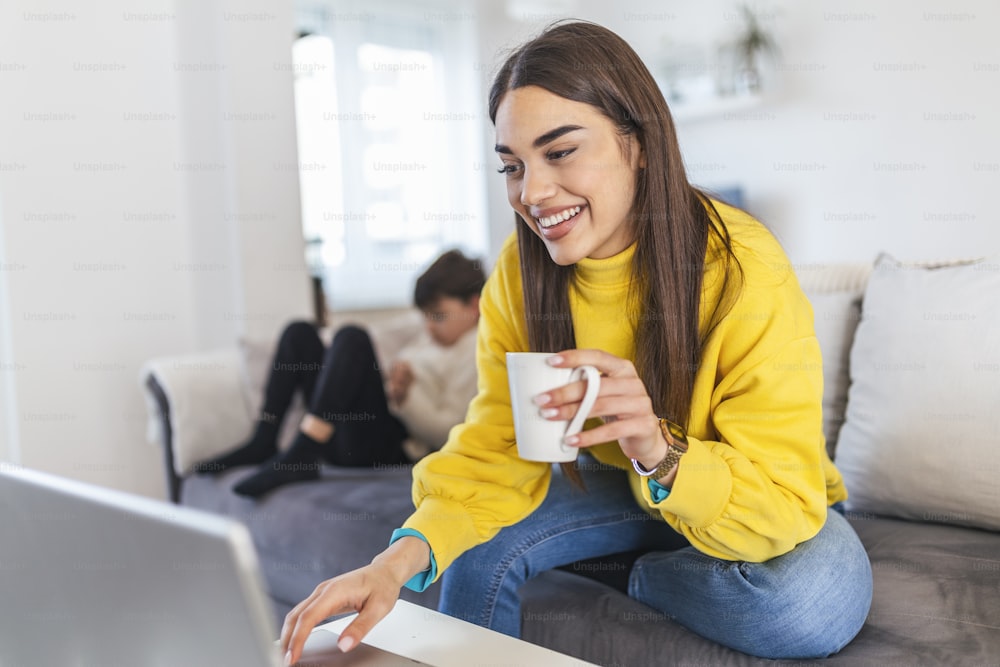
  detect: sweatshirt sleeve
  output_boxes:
[401,241,550,575]
[636,252,833,563]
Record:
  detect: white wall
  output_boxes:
[471,0,1000,264]
[3,0,997,495]
[0,0,311,497]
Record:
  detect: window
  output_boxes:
[294,1,489,310]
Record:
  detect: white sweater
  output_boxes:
[391,327,478,459]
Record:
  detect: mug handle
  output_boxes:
[564,365,601,439]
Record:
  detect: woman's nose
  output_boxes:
[519,165,556,207]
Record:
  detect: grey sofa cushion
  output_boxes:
[181,465,439,626]
[520,515,1000,666]
[846,513,1000,663]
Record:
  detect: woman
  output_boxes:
[280,21,872,663]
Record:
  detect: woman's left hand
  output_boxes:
[537,349,666,467]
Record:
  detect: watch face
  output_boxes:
[660,418,688,450]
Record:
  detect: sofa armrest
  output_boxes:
[143,374,183,502]
[139,349,254,490]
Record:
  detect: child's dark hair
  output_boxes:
[413,249,486,310]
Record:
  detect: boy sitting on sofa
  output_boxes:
[198,249,485,498]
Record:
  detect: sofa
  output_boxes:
[140,257,1000,666]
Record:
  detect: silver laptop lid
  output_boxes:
[0,466,281,667]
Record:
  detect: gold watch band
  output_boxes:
[631,418,689,478]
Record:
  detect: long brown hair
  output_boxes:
[488,21,743,483]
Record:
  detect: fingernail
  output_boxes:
[564,435,580,446]
[532,393,551,406]
[338,635,356,653]
[284,650,293,666]
[539,408,558,418]
[546,355,564,366]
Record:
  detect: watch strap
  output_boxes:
[631,418,688,479]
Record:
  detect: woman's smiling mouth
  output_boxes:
[531,204,586,243]
[535,205,582,228]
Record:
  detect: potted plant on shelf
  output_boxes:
[732,3,778,93]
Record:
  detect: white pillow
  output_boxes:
[835,255,1000,531]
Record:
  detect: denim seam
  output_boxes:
[627,549,735,598]
[480,512,649,630]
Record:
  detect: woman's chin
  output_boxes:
[543,244,583,266]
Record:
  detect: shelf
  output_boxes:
[668,92,763,123]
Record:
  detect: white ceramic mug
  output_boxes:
[506,352,601,463]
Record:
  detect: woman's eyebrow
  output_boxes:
[494,124,584,154]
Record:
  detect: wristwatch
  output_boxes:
[631,418,689,479]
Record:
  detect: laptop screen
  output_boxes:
[0,467,281,667]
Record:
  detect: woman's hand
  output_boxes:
[537,349,668,471]
[280,536,429,665]
[386,361,415,406]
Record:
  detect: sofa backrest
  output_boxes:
[244,272,874,459]
[238,311,425,451]
[796,262,873,458]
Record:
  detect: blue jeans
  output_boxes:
[438,462,872,659]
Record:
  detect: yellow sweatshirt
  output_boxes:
[402,202,847,575]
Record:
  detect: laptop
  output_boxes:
[0,466,429,666]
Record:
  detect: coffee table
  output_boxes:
[305,599,599,666]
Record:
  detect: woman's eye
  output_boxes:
[497,164,521,175]
[547,148,575,160]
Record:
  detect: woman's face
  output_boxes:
[494,85,645,266]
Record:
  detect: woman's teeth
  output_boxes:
[537,205,582,228]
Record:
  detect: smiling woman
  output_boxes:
[279,20,873,665]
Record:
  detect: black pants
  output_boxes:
[262,321,409,466]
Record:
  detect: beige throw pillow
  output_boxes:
[835,255,1000,531]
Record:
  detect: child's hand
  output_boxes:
[386,361,414,405]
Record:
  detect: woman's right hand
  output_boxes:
[279,537,430,665]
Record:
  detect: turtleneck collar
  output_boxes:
[573,242,637,289]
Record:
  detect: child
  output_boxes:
[198,249,484,498]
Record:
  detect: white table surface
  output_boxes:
[308,599,599,667]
